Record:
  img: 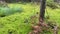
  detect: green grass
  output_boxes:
[0,3,60,34]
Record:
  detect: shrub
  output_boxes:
[0,7,23,17]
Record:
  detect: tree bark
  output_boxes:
[39,0,46,22]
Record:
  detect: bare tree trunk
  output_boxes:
[39,0,46,22]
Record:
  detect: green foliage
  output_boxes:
[47,0,59,9]
[0,3,60,34]
[0,3,39,34]
[0,7,23,17]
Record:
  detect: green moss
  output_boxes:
[0,3,60,34]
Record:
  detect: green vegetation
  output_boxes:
[0,7,23,17]
[46,0,59,9]
[0,3,60,34]
[0,3,39,34]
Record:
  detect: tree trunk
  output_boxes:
[39,0,46,22]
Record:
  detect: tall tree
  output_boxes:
[39,0,46,22]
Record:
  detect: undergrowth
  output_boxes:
[0,3,60,34]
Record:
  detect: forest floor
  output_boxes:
[0,3,60,34]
